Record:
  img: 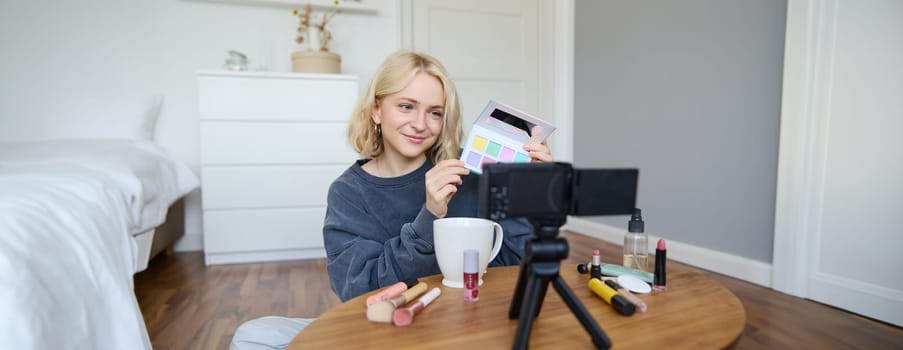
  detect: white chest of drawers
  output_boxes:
[198,71,359,265]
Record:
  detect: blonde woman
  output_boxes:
[324,51,552,301]
[231,51,551,350]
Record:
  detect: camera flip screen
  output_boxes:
[507,166,570,218]
[479,162,638,221]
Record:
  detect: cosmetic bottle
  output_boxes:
[622,209,648,272]
[463,249,479,301]
[590,249,602,279]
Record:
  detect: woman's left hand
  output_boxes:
[524,126,553,163]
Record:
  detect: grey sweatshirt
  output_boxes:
[323,159,533,301]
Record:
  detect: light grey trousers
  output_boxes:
[230,316,314,350]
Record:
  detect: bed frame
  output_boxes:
[151,198,185,258]
[134,198,186,272]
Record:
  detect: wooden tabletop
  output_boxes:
[289,264,745,349]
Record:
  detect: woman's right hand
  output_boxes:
[425,159,470,218]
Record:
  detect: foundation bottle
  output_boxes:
[622,209,648,272]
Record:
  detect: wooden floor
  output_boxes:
[135,231,903,349]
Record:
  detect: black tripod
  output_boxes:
[508,219,612,349]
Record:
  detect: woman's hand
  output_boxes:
[425,159,470,218]
[524,126,553,163]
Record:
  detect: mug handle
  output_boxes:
[488,222,504,262]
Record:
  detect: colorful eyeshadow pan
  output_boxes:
[486,141,502,157]
[466,151,482,167]
[500,147,515,162]
[471,136,488,152]
[514,152,530,163]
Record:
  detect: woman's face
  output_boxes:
[372,72,446,164]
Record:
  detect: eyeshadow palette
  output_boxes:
[461,100,556,174]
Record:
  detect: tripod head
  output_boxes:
[529,218,567,240]
[478,163,638,349]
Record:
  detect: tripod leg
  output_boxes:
[551,276,612,350]
[508,254,531,319]
[513,269,549,350]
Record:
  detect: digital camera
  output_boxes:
[478,162,639,222]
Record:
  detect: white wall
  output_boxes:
[0,0,400,251]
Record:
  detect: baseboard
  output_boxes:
[563,217,773,288]
[808,272,903,327]
[204,248,327,266]
[174,232,203,252]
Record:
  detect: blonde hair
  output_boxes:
[347,51,462,164]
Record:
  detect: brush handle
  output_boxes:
[418,288,441,307]
[400,282,428,303]
[365,281,408,307]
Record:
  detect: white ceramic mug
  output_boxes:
[434,217,504,288]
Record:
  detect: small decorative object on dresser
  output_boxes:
[292,50,341,74]
[197,71,359,265]
[223,50,249,71]
[291,1,342,74]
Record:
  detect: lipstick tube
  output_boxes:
[654,239,667,291]
[590,249,602,279]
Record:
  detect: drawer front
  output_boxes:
[200,164,346,210]
[199,76,358,122]
[203,207,326,253]
[200,122,357,165]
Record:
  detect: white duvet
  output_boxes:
[0,140,198,349]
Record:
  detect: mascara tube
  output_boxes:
[588,278,635,316]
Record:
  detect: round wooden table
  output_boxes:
[289,265,745,349]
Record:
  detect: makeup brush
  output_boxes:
[366,282,428,323]
[365,278,419,307]
[393,287,441,327]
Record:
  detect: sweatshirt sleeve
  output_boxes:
[489,217,533,267]
[322,182,442,302]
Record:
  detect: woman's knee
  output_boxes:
[230,316,313,350]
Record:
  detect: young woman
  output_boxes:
[323,50,552,301]
[231,51,552,350]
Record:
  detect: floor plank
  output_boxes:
[135,231,903,349]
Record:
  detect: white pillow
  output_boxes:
[0,94,163,141]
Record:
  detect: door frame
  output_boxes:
[774,0,903,327]
[771,0,834,298]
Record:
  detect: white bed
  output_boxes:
[0,139,198,349]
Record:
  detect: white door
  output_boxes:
[401,0,541,130]
[773,0,903,327]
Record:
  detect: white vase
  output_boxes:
[307,27,321,51]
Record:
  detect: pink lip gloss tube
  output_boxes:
[464,249,479,301]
